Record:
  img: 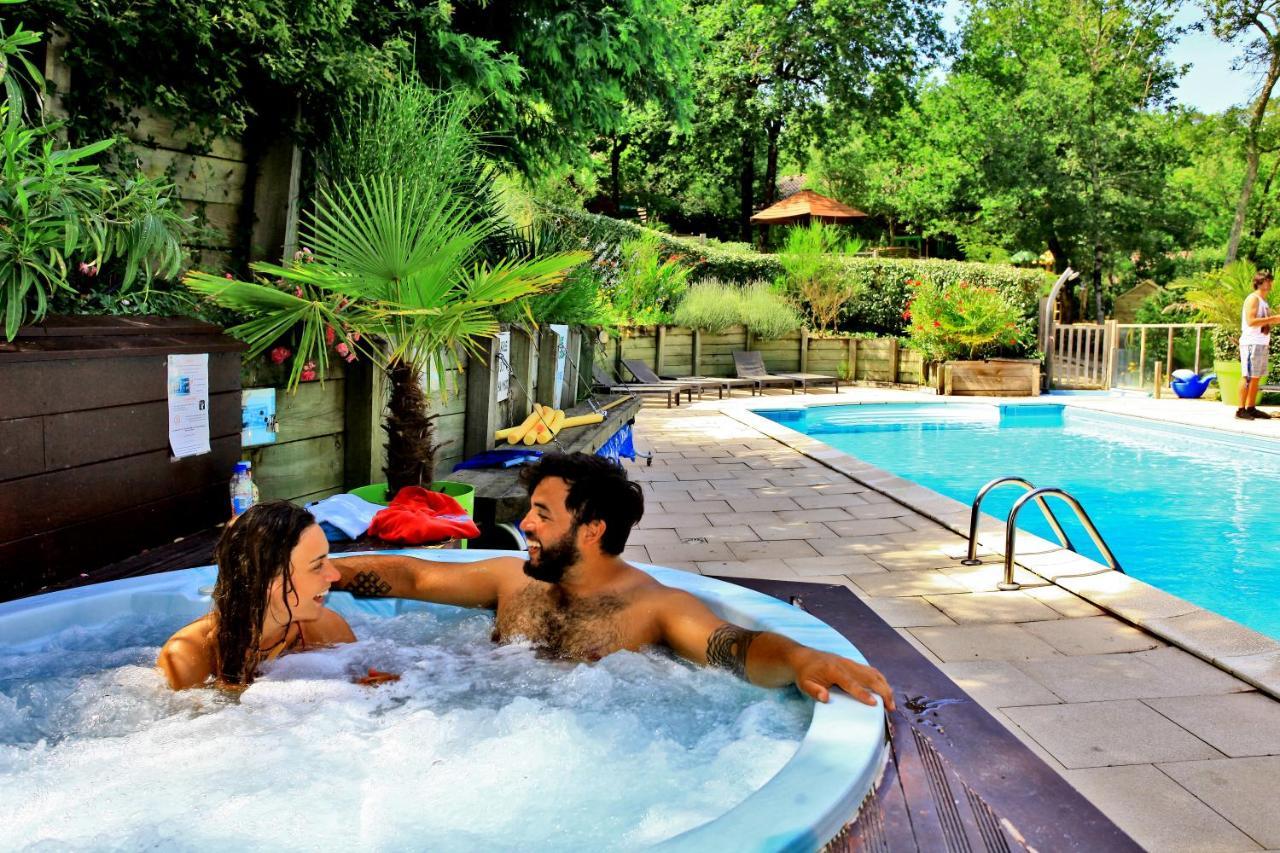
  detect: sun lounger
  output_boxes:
[622,359,757,399]
[733,350,840,393]
[731,351,798,394]
[592,364,694,408]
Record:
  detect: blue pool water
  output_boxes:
[758,403,1280,639]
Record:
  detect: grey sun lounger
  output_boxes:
[622,359,757,399]
[733,350,841,393]
[731,351,798,394]
[592,364,694,408]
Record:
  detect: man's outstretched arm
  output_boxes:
[653,589,895,709]
[331,553,515,610]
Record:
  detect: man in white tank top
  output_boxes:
[1239,270,1280,419]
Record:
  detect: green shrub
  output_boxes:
[740,282,802,340]
[904,277,1030,362]
[777,222,859,332]
[673,281,741,333]
[600,233,690,325]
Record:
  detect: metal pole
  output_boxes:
[1138,327,1147,389]
[1194,327,1203,374]
[1002,488,1122,590]
[1166,326,1174,380]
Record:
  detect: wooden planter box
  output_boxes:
[940,359,1041,397]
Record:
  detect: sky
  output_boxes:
[940,0,1257,114]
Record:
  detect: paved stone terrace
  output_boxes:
[621,393,1280,853]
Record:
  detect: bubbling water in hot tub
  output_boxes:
[0,602,808,852]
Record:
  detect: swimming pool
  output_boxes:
[0,550,886,851]
[756,403,1280,640]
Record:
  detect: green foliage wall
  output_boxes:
[540,205,1047,334]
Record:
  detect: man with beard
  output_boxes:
[332,452,894,709]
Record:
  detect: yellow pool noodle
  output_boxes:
[503,409,542,444]
[558,413,605,429]
[535,409,566,444]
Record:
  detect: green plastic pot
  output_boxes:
[1214,359,1242,407]
[348,480,477,549]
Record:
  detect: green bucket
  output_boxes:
[1214,359,1243,407]
[347,480,477,549]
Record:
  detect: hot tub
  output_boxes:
[0,550,886,851]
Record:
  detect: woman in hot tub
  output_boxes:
[158,501,357,690]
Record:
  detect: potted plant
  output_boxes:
[1175,260,1256,407]
[187,84,586,503]
[904,277,1039,396]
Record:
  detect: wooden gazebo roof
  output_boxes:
[749,189,868,225]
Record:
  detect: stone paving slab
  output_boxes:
[1019,616,1164,656]
[938,563,1047,592]
[1146,693,1280,758]
[1062,765,1263,852]
[1159,756,1280,849]
[861,596,955,628]
[923,590,1062,624]
[1004,700,1224,768]
[908,623,1063,662]
[783,555,885,576]
[938,660,1062,708]
[1014,647,1251,702]
[1020,584,1107,618]
[851,570,970,597]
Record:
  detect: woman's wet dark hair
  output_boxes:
[212,500,316,686]
[519,452,644,555]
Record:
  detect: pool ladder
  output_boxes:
[962,477,1123,590]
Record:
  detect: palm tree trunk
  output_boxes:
[383,359,439,499]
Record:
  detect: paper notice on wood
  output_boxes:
[497,331,511,402]
[167,353,211,458]
[550,323,568,404]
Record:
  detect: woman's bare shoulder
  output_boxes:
[157,615,216,690]
[310,607,357,645]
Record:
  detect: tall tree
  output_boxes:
[687,0,942,241]
[1202,0,1280,262]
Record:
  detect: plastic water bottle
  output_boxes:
[230,461,258,519]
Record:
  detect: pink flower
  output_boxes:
[294,287,304,298]
[269,346,291,364]
[345,352,357,363]
[325,326,336,346]
[78,261,99,277]
[335,342,349,357]
[300,368,317,382]
[350,332,361,342]
[224,273,234,280]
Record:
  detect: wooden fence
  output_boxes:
[608,325,923,385]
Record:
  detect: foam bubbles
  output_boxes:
[1,608,808,850]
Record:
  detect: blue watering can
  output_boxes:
[1170,369,1216,399]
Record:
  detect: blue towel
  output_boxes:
[305,493,383,541]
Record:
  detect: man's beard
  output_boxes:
[523,525,580,584]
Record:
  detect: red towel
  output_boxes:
[367,486,480,544]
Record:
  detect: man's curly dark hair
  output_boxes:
[519,452,645,555]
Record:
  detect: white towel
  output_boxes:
[305,493,383,540]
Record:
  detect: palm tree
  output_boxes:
[186,175,585,495]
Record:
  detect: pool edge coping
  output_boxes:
[716,396,1280,702]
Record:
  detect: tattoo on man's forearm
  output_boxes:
[346,571,392,598]
[706,624,760,678]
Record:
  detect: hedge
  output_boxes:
[537,203,1049,335]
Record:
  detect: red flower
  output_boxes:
[901,310,911,320]
[294,287,304,298]
[335,342,350,357]
[933,320,941,328]
[325,326,336,346]
[269,346,291,364]
[300,360,317,382]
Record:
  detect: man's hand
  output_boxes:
[790,647,895,710]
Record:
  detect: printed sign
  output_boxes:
[167,353,210,458]
[497,331,511,402]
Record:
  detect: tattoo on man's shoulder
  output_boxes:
[706,624,760,678]
[346,571,392,598]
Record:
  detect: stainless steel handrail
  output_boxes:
[962,477,1075,565]
[999,487,1123,590]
